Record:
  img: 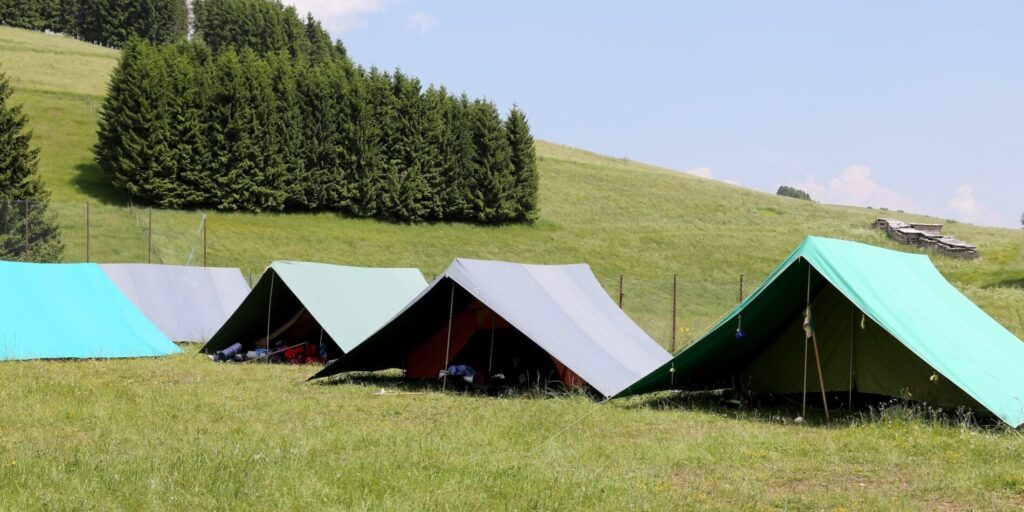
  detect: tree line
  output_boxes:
[0,0,187,47]
[95,39,538,223]
[0,0,337,52]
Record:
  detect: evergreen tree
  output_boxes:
[505,106,538,221]
[379,69,430,221]
[95,38,176,204]
[465,99,515,222]
[0,71,63,261]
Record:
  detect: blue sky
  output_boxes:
[288,1,1023,228]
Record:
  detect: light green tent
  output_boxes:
[200,262,427,359]
[617,237,1024,427]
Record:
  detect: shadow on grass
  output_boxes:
[620,390,1005,430]
[312,372,599,400]
[986,277,1024,289]
[71,161,127,205]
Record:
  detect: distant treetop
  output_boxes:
[777,185,812,201]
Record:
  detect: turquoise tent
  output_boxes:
[201,262,428,359]
[617,237,1024,427]
[0,262,180,360]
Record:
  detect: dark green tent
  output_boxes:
[617,237,1024,427]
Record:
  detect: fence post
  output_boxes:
[148,208,153,264]
[671,274,678,352]
[23,200,29,259]
[85,202,90,262]
[739,273,745,301]
[618,274,624,309]
[203,212,207,267]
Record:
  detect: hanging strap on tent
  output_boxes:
[265,271,276,352]
[442,280,455,391]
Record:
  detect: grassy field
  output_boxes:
[1,25,1024,510]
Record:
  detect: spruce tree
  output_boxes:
[505,106,538,221]
[380,69,430,221]
[0,71,63,262]
[466,99,515,222]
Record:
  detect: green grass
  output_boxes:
[1,25,1024,510]
[2,351,1024,511]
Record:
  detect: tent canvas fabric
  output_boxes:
[311,259,672,398]
[200,262,428,358]
[101,264,251,342]
[0,262,180,360]
[616,236,1024,427]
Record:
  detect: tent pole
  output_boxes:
[804,264,830,423]
[849,304,854,411]
[802,264,809,420]
[442,280,455,391]
[810,329,831,423]
[488,314,496,374]
[265,272,275,354]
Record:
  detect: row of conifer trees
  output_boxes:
[95,39,538,222]
[0,0,187,47]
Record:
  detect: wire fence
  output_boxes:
[2,199,761,350]
[600,275,754,352]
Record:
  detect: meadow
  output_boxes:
[1,25,1023,510]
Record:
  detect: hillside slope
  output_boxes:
[2,25,1022,339]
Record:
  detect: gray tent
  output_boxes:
[312,259,671,398]
[101,264,251,343]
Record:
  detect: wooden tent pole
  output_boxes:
[804,263,831,423]
[810,329,831,423]
[442,280,455,391]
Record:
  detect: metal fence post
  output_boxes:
[618,274,624,309]
[739,273,745,301]
[85,202,90,262]
[148,208,153,264]
[23,200,29,259]
[671,274,678,352]
[203,212,208,267]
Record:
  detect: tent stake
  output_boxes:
[442,280,455,391]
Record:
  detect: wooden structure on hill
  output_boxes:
[873,218,978,259]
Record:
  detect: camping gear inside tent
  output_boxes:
[200,262,428,363]
[616,236,1024,427]
[311,259,673,398]
[100,264,251,342]
[0,262,180,360]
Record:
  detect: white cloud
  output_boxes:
[947,184,1004,226]
[285,0,395,33]
[684,167,741,187]
[796,165,915,211]
[408,12,437,34]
